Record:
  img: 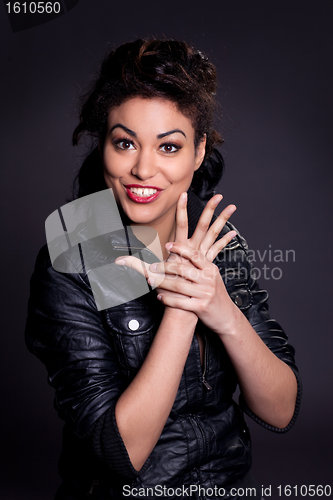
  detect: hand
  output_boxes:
[115,192,238,334]
[167,191,237,263]
[147,249,237,335]
[150,193,238,333]
[154,192,236,302]
[157,192,193,300]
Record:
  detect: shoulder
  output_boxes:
[30,243,91,301]
[27,244,99,341]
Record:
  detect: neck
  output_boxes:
[119,205,177,261]
[118,191,204,261]
[135,214,177,261]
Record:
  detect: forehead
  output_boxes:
[107,97,195,139]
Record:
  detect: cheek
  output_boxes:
[103,150,124,179]
[170,158,196,183]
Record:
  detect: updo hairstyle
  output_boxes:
[73,39,224,201]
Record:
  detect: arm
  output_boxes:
[112,194,250,472]
[25,243,197,474]
[115,307,197,471]
[212,296,298,429]
[113,194,239,470]
[138,198,299,430]
[112,193,213,470]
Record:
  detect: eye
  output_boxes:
[114,138,136,150]
[160,143,181,154]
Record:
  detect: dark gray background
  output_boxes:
[1,1,332,498]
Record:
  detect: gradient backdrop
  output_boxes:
[1,1,332,499]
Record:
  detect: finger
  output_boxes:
[152,275,201,298]
[189,194,223,249]
[155,288,188,300]
[165,242,207,270]
[115,256,164,286]
[149,260,181,275]
[206,230,238,263]
[148,268,191,288]
[157,293,197,312]
[174,192,188,245]
[150,261,206,284]
[150,261,185,279]
[200,204,237,256]
[115,256,149,277]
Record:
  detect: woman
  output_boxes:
[25,39,301,499]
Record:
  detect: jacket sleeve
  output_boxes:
[218,225,302,433]
[25,245,140,478]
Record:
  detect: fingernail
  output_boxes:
[228,205,237,214]
[147,277,155,286]
[181,192,187,201]
[214,195,223,204]
[115,259,126,265]
[157,294,162,301]
[150,263,157,271]
[165,242,173,250]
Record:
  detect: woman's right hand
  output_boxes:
[147,192,238,333]
[155,191,237,301]
[116,192,237,305]
[167,191,237,263]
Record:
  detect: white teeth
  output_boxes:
[130,187,157,197]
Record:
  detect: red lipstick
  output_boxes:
[125,184,162,204]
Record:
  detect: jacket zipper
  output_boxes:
[201,332,212,390]
[190,415,207,480]
[113,245,150,251]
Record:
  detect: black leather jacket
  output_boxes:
[25,190,301,500]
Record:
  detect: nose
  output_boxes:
[131,149,158,180]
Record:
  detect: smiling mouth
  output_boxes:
[129,187,158,197]
[125,185,162,203]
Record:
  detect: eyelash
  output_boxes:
[113,138,135,150]
[160,143,181,153]
[113,138,182,154]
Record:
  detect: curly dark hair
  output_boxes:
[73,39,224,201]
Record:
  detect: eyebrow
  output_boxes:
[157,129,186,139]
[109,124,186,139]
[109,124,137,137]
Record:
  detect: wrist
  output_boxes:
[163,306,198,326]
[215,300,245,339]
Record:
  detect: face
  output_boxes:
[102,97,206,235]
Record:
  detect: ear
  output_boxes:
[194,134,207,171]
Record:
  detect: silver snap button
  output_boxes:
[128,319,140,331]
[234,295,243,307]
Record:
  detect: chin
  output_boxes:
[126,212,159,225]
[121,205,159,225]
